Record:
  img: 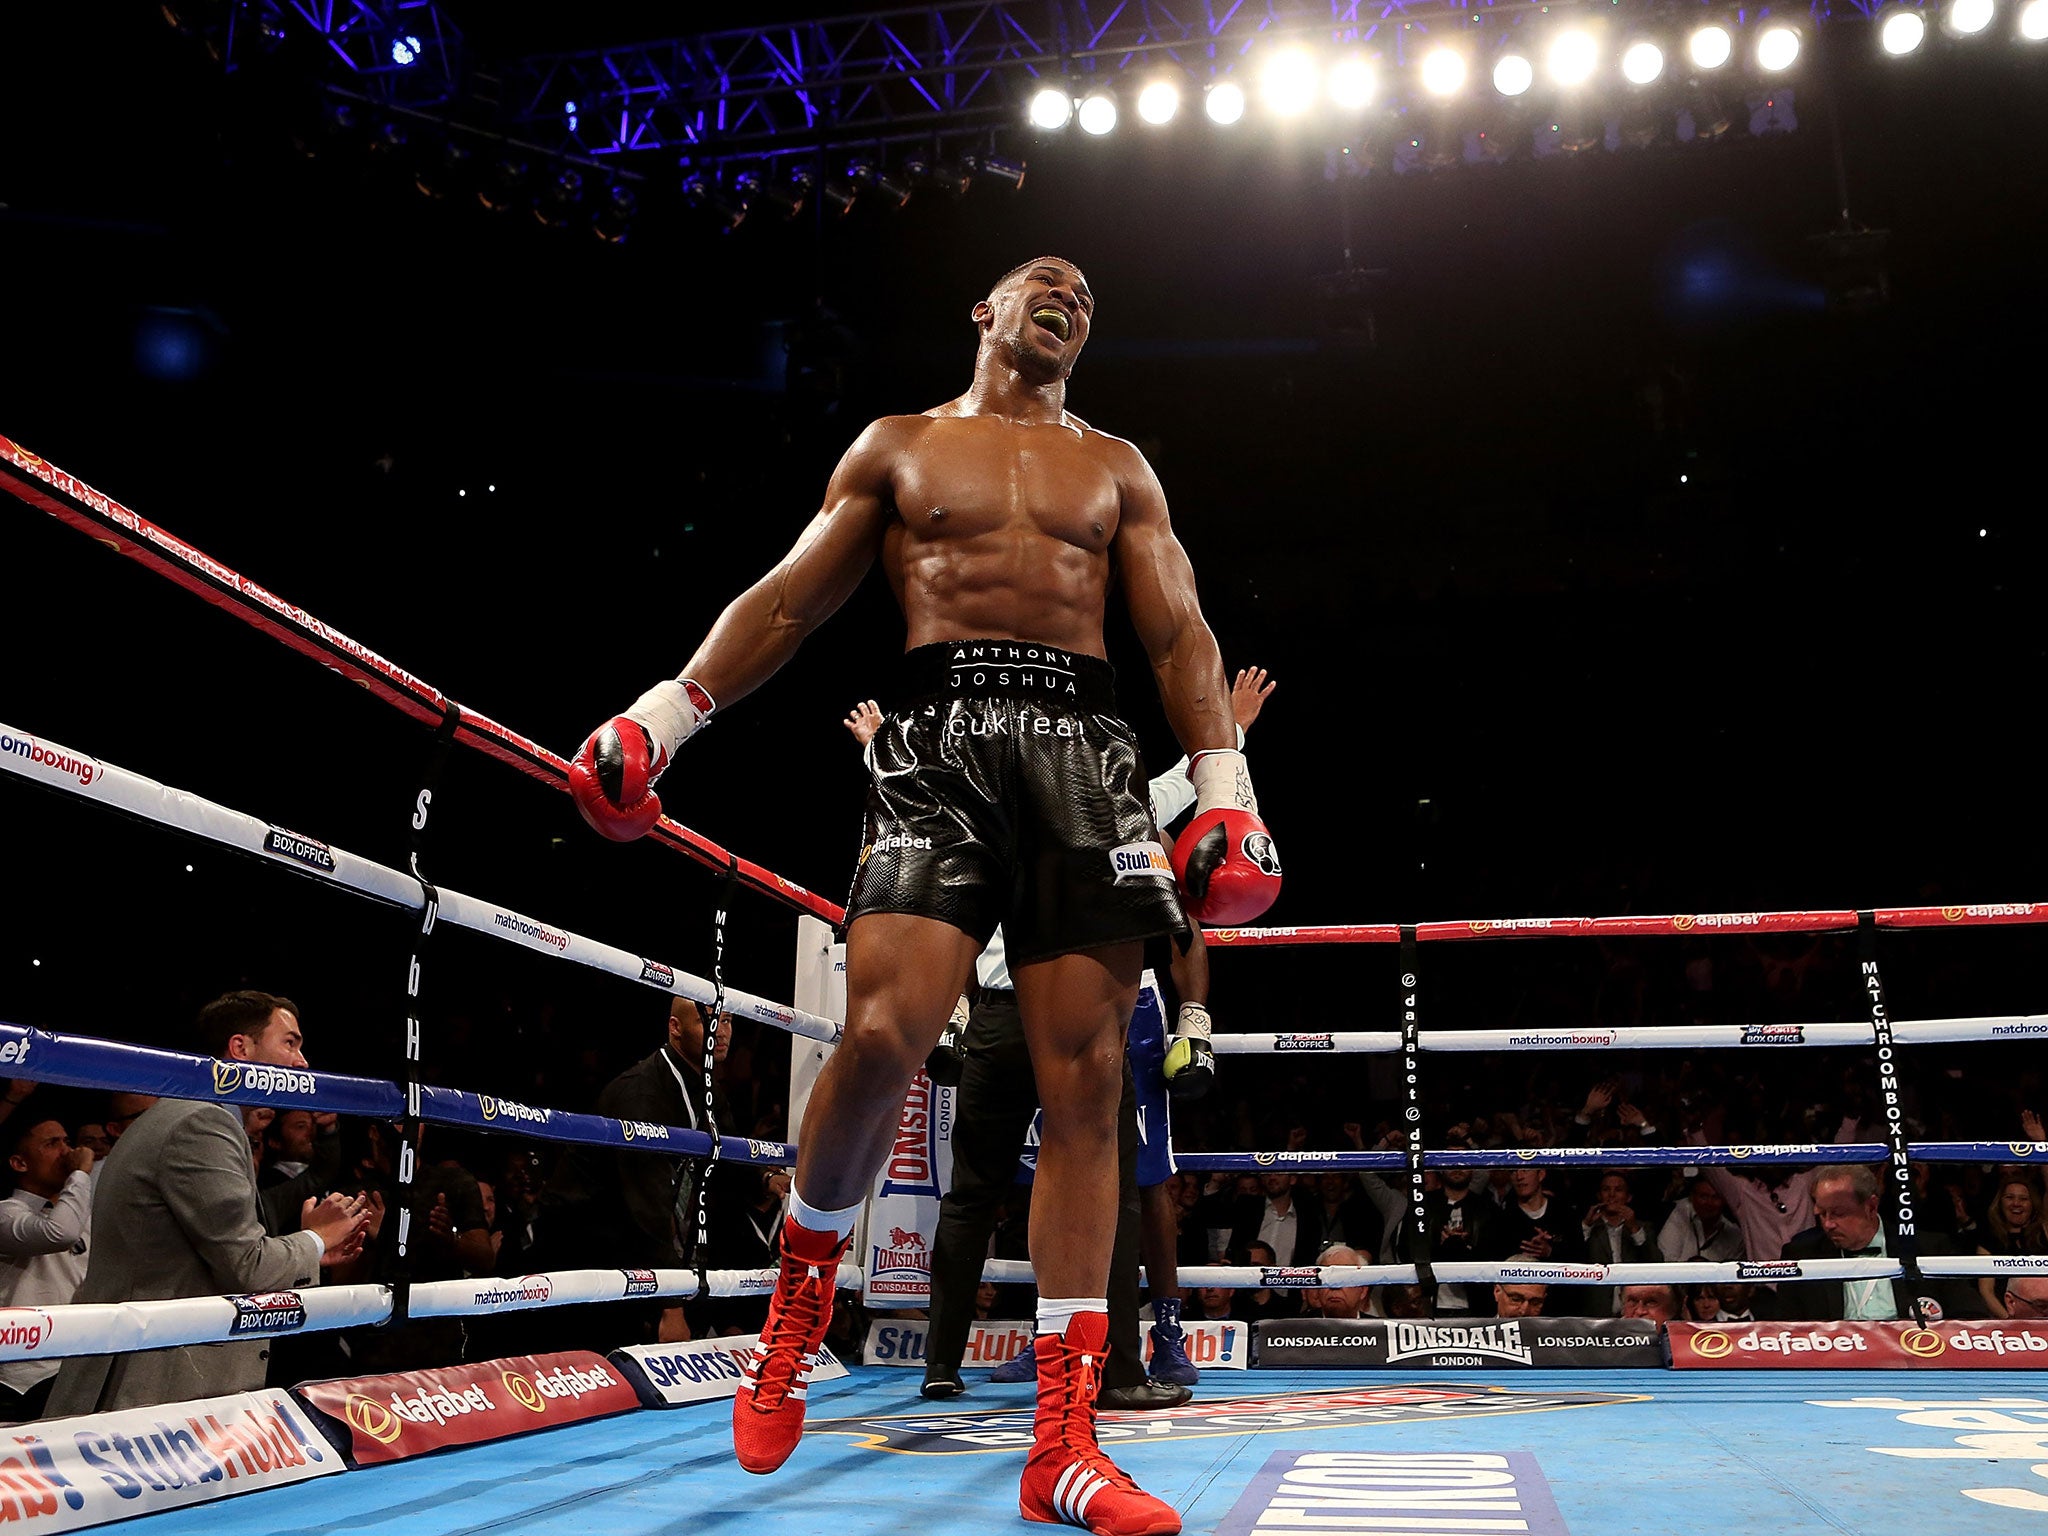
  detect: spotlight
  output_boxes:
[1260,47,1321,116]
[816,174,858,215]
[1622,41,1666,84]
[1493,54,1535,96]
[391,33,422,67]
[684,173,745,232]
[1329,55,1376,109]
[1880,7,1928,51]
[1680,82,1734,141]
[592,182,637,243]
[1688,24,1735,69]
[1756,25,1801,70]
[1548,30,1599,88]
[1946,0,1995,32]
[1206,80,1248,124]
[962,153,1027,189]
[477,156,531,214]
[2022,0,2048,38]
[534,167,585,228]
[1077,91,1118,134]
[1420,47,1468,97]
[1137,78,1181,125]
[1029,86,1074,129]
[413,137,473,200]
[737,166,804,218]
[847,157,912,207]
[904,153,971,197]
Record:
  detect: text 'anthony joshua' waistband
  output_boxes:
[900,640,1119,714]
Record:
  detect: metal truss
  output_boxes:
[494,0,1876,169]
[213,0,465,103]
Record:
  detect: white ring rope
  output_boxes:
[0,1265,864,1362]
[979,1256,1915,1290]
[1212,1017,2048,1054]
[0,719,838,1043]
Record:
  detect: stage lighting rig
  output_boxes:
[2022,0,2048,39]
[1077,91,1119,134]
[1329,54,1376,109]
[1944,0,1996,34]
[684,173,745,233]
[1260,47,1322,117]
[1029,87,1075,129]
[1879,7,1929,53]
[1756,25,1802,70]
[1136,77,1182,124]
[847,158,912,207]
[1492,52,1536,96]
[736,166,805,219]
[1687,23,1736,70]
[477,156,531,214]
[961,153,1027,190]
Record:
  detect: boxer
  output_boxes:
[571,257,1277,1536]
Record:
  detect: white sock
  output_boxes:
[1036,1297,1108,1336]
[787,1186,859,1241]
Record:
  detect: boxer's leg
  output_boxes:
[790,913,981,1208]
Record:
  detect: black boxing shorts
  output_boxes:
[844,640,1188,965]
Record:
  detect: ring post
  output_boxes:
[1857,908,1927,1325]
[394,704,462,1325]
[1399,925,1434,1300]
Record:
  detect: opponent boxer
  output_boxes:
[572,257,1277,1536]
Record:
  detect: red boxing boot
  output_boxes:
[1019,1313,1182,1536]
[733,1217,850,1474]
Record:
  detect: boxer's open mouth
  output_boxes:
[1030,307,1071,342]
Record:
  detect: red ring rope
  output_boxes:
[0,432,846,926]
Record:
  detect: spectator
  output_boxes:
[1170,1174,1210,1268]
[1311,1172,1380,1257]
[1620,1283,1685,1323]
[1372,1284,1427,1319]
[1192,1285,1237,1323]
[1975,1170,2048,1319]
[256,1108,343,1238]
[1231,1172,1324,1267]
[1581,1170,1655,1315]
[1776,1163,1986,1322]
[1305,1244,1370,1320]
[2006,1275,2048,1320]
[73,1122,113,1162]
[974,1282,1001,1322]
[1492,1282,1548,1318]
[45,991,368,1415]
[102,1093,157,1147]
[706,1165,790,1335]
[1684,1109,1861,1262]
[535,996,733,1347]
[1658,1176,1745,1264]
[1230,1240,1300,1322]
[1365,1139,1492,1317]
[1485,1167,1586,1267]
[0,1110,94,1420]
[1686,1282,1764,1323]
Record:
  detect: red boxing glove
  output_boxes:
[568,679,714,843]
[1171,749,1281,924]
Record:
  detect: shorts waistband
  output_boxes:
[901,640,1119,714]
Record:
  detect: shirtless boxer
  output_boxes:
[570,257,1278,1536]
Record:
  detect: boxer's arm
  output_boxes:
[1111,443,1233,756]
[677,417,908,708]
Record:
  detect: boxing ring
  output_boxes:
[8,434,2048,1536]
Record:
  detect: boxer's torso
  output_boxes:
[876,408,1131,658]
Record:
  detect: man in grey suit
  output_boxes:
[44,991,370,1416]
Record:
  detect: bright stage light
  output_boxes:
[1493,53,1535,96]
[391,33,422,66]
[1947,0,1996,32]
[1621,41,1665,84]
[1328,55,1376,109]
[1880,9,1928,52]
[1206,81,1247,124]
[1688,25,1734,70]
[1260,48,1321,116]
[1421,47,1468,97]
[1029,87,1074,129]
[1137,78,1182,124]
[1078,92,1118,134]
[2023,0,2048,37]
[1756,25,1801,70]
[1548,30,1598,87]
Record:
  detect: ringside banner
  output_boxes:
[1668,1319,2048,1368]
[1254,1316,1662,1369]
[0,1388,339,1531]
[293,1351,639,1464]
[613,1334,847,1407]
[863,1317,1249,1371]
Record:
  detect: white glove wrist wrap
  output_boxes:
[629,679,714,760]
[1175,1001,1212,1041]
[1188,748,1257,817]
